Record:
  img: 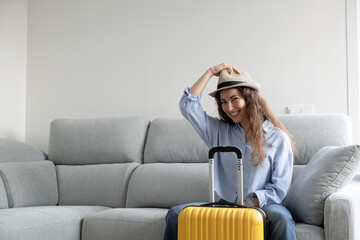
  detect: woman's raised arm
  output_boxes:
[189,62,240,95]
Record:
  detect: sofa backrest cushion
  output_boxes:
[145,114,352,166]
[57,163,139,208]
[0,139,47,163]
[126,163,208,208]
[144,118,209,163]
[0,177,8,209]
[48,117,150,165]
[277,114,352,165]
[0,161,58,208]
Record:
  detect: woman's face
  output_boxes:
[220,88,247,124]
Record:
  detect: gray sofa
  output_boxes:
[0,114,359,240]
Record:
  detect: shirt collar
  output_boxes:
[262,120,275,133]
[234,120,275,133]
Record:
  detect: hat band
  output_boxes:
[217,81,246,89]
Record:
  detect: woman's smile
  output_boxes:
[230,110,240,116]
[220,88,247,124]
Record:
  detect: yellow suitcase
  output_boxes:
[178,146,267,240]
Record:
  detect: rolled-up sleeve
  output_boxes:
[179,88,219,148]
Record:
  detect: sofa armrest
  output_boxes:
[324,174,360,240]
[0,161,58,208]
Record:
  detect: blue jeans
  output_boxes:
[163,202,297,240]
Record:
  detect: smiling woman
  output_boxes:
[218,88,248,129]
[215,84,295,167]
[163,62,298,240]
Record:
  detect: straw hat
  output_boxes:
[209,69,261,97]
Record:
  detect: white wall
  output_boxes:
[26,0,348,152]
[0,0,27,142]
[347,0,360,143]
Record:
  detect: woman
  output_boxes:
[163,63,297,240]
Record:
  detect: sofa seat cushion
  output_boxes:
[0,205,109,240]
[295,223,324,240]
[82,208,168,240]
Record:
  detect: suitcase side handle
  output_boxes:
[208,146,242,159]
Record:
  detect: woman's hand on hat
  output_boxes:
[189,62,239,96]
[209,62,240,77]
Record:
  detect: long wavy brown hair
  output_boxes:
[215,87,296,166]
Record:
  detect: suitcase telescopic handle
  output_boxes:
[208,146,242,159]
[208,146,243,205]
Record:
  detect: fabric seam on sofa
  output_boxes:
[141,123,151,164]
[123,164,141,207]
[54,166,61,205]
[86,217,159,223]
[0,170,12,208]
[3,219,85,235]
[320,147,357,200]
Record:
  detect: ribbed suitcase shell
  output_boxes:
[178,205,266,240]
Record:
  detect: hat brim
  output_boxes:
[209,82,261,97]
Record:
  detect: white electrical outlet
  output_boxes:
[286,105,314,114]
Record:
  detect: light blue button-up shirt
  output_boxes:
[179,88,293,207]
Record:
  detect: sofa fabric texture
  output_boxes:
[0,206,108,240]
[57,163,139,208]
[0,161,58,208]
[324,175,360,240]
[81,208,168,240]
[144,118,209,163]
[291,165,306,183]
[48,117,150,165]
[0,177,8,209]
[0,139,46,163]
[277,114,352,165]
[296,223,325,240]
[284,145,360,226]
[126,163,209,208]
